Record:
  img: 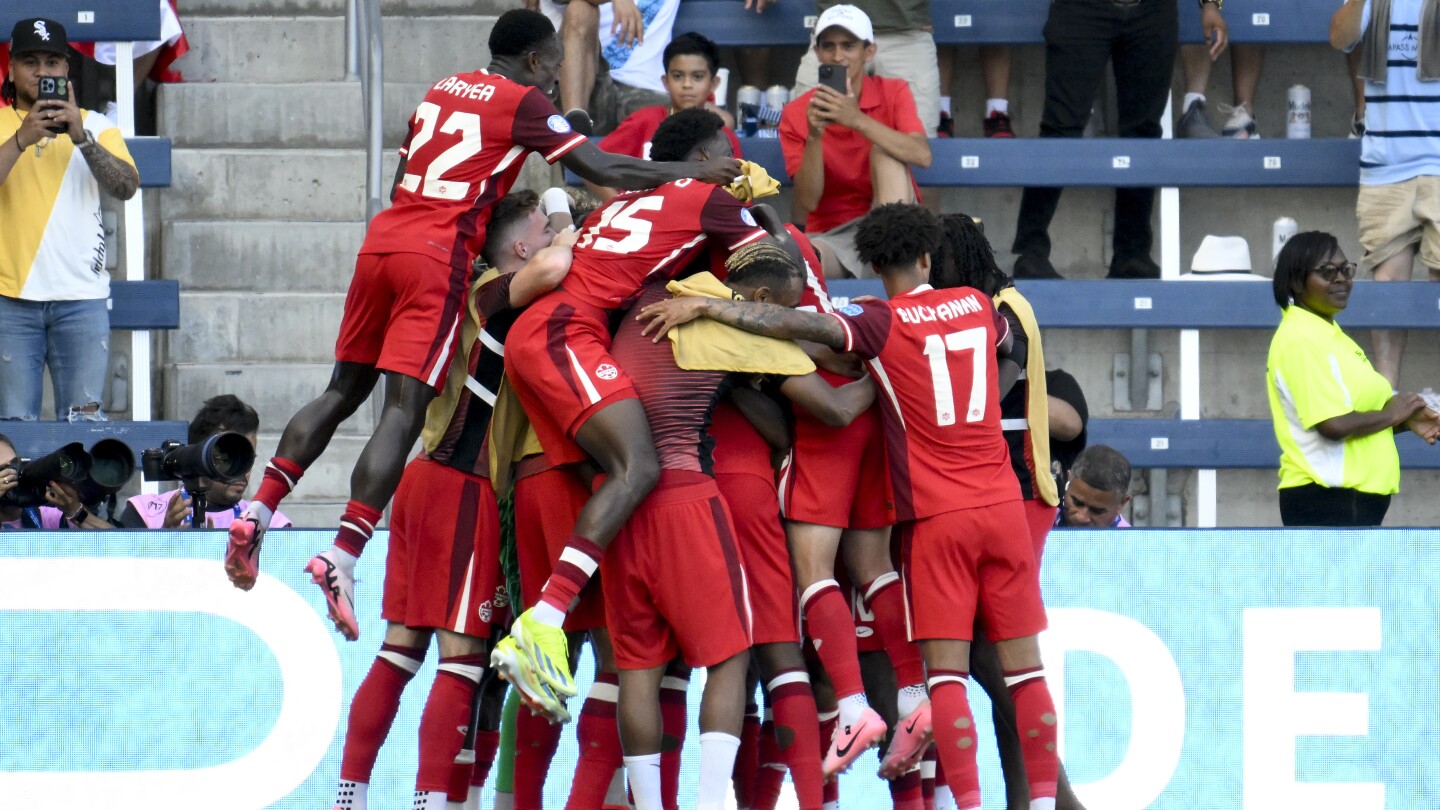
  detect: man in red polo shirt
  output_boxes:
[778,4,931,280]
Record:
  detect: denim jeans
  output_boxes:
[0,295,110,421]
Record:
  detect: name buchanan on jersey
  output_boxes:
[432,75,498,102]
[894,292,983,325]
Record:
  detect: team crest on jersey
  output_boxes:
[547,114,572,134]
[740,209,757,227]
[840,303,864,316]
[595,363,619,380]
[479,600,493,623]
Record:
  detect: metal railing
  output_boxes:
[348,0,385,223]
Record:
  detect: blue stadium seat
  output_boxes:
[127,137,173,188]
[110,280,180,331]
[2,420,188,465]
[1088,418,1440,470]
[0,0,160,42]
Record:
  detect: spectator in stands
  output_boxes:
[1333,0,1440,389]
[114,395,294,530]
[936,47,1015,138]
[1177,45,1264,138]
[1056,445,1132,528]
[1012,0,1227,279]
[792,0,941,137]
[0,18,139,423]
[779,5,931,279]
[557,0,680,135]
[1266,231,1439,527]
[83,0,189,127]
[0,432,112,529]
[586,32,742,200]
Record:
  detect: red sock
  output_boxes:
[660,670,689,810]
[253,457,303,512]
[515,697,564,810]
[818,710,839,807]
[768,670,823,810]
[539,534,603,613]
[862,573,927,688]
[334,500,383,559]
[448,728,500,802]
[800,581,865,699]
[1008,669,1059,802]
[890,766,924,810]
[566,673,623,810]
[928,672,979,810]
[340,643,425,782]
[733,700,762,808]
[921,745,937,810]
[753,715,785,810]
[416,655,484,792]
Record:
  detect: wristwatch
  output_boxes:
[1200,0,1222,9]
[68,507,89,526]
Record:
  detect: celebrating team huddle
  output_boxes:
[221,10,1069,810]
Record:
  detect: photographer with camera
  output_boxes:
[0,17,140,422]
[114,395,291,531]
[0,434,112,530]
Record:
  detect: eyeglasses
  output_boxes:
[1311,262,1357,282]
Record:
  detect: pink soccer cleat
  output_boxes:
[307,550,360,641]
[224,516,264,591]
[822,707,887,779]
[878,702,933,779]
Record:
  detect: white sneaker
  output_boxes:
[1220,103,1259,139]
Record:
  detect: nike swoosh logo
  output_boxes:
[835,729,859,758]
[904,717,920,735]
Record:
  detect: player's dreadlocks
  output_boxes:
[650,107,726,162]
[725,241,802,292]
[488,9,556,58]
[931,212,1012,295]
[854,202,941,273]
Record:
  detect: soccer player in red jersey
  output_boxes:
[332,190,574,810]
[496,107,788,705]
[224,9,743,641]
[638,203,1066,810]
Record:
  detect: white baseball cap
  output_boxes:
[1190,235,1252,273]
[814,4,874,43]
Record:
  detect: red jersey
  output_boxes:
[709,400,776,480]
[829,284,1020,521]
[600,105,744,162]
[362,70,588,263]
[564,179,769,311]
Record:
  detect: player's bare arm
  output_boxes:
[780,372,875,428]
[637,296,847,348]
[560,140,742,190]
[508,232,577,307]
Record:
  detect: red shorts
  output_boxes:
[780,406,893,530]
[504,291,638,467]
[514,463,607,633]
[335,251,468,390]
[899,500,1046,643]
[717,472,799,646]
[1023,498,1057,561]
[382,457,505,636]
[602,471,752,670]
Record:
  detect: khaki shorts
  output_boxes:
[1356,175,1440,272]
[810,216,871,279]
[793,29,940,134]
[591,59,669,135]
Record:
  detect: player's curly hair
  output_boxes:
[664,32,722,75]
[481,189,541,268]
[854,203,941,274]
[932,212,1011,295]
[488,9,557,58]
[649,107,726,162]
[725,242,803,293]
[1272,230,1340,308]
[188,395,260,443]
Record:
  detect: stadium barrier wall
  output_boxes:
[0,528,1427,809]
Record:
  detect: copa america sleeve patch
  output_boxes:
[547,114,573,133]
[741,208,757,227]
[840,303,864,316]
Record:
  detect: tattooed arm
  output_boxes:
[636,296,848,349]
[76,138,139,200]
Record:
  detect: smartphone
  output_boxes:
[817,64,847,95]
[36,76,69,133]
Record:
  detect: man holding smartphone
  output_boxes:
[778,5,932,279]
[0,17,140,422]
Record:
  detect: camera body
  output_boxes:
[36,76,69,134]
[142,433,256,485]
[0,442,91,508]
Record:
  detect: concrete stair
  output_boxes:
[157,3,505,524]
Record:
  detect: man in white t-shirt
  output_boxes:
[554,0,678,134]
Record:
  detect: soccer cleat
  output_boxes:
[307,550,360,641]
[1219,102,1258,139]
[982,110,1014,138]
[1177,99,1219,139]
[224,515,264,591]
[878,703,933,779]
[509,607,578,697]
[822,707,887,779]
[491,636,572,723]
